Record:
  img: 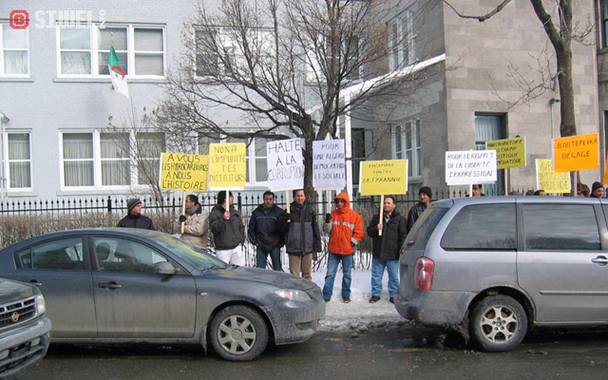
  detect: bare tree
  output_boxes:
[156,0,439,198]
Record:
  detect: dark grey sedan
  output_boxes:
[0,228,325,361]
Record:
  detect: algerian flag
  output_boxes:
[109,46,129,99]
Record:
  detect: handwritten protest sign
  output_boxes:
[159,153,208,192]
[313,139,346,190]
[266,138,304,191]
[445,150,497,186]
[359,160,408,196]
[553,133,599,172]
[486,137,526,169]
[536,159,570,193]
[208,143,247,190]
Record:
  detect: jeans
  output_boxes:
[256,246,282,271]
[371,257,400,297]
[322,253,353,300]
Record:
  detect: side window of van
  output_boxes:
[523,204,600,250]
[441,204,516,250]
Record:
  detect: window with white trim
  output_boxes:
[0,24,29,76]
[388,10,415,71]
[58,24,165,77]
[2,132,33,190]
[61,131,165,189]
[391,120,421,177]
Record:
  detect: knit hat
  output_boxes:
[419,186,432,198]
[127,198,142,213]
[592,182,604,195]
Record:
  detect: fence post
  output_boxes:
[237,193,242,213]
[107,196,112,213]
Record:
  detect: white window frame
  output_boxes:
[0,24,30,77]
[59,130,165,191]
[2,131,33,192]
[391,119,421,178]
[56,23,166,79]
[388,9,416,71]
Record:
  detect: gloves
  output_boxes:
[286,213,292,222]
[179,215,187,223]
[325,213,332,223]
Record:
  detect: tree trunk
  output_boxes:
[557,44,576,138]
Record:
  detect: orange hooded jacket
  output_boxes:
[324,192,364,255]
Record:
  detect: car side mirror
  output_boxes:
[154,261,176,275]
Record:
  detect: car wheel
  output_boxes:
[210,305,268,361]
[469,295,527,352]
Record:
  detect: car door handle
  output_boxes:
[28,280,42,286]
[591,256,608,265]
[98,282,122,289]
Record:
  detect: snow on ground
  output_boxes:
[309,269,411,333]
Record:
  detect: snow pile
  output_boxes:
[311,269,411,333]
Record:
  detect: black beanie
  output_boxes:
[592,181,604,194]
[127,198,142,213]
[419,186,432,198]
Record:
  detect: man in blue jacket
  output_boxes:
[248,191,286,271]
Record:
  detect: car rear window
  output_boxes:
[441,204,517,250]
[404,206,449,251]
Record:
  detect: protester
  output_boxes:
[407,186,432,232]
[322,192,364,304]
[472,184,484,197]
[248,191,286,271]
[577,183,590,197]
[533,190,547,196]
[283,189,321,280]
[366,195,407,304]
[179,194,209,253]
[117,198,155,230]
[591,182,605,198]
[209,191,246,265]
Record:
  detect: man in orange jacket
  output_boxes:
[322,192,364,303]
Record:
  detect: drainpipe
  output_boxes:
[549,98,560,140]
[0,110,8,198]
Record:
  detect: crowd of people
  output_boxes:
[116,187,436,304]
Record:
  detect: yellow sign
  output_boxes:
[208,143,247,190]
[553,133,599,172]
[487,137,526,169]
[536,159,570,193]
[359,160,408,196]
[159,153,208,192]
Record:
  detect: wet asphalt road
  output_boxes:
[22,325,608,380]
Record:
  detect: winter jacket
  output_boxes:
[283,202,322,255]
[180,208,209,250]
[248,204,286,252]
[323,192,364,255]
[117,214,155,230]
[367,210,408,260]
[209,204,246,250]
[406,202,428,232]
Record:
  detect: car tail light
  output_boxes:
[414,257,434,290]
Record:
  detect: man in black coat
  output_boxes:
[248,191,286,271]
[117,198,155,230]
[367,196,407,303]
[209,191,246,265]
[407,186,432,232]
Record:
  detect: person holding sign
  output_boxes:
[367,196,408,304]
[283,189,322,281]
[209,191,246,265]
[179,194,209,253]
[248,191,287,271]
[591,182,605,198]
[322,192,364,304]
[407,186,433,232]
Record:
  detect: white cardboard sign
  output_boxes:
[445,150,497,186]
[266,138,304,191]
[313,139,346,190]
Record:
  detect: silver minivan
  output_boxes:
[395,196,608,351]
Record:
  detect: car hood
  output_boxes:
[0,278,37,301]
[208,266,319,291]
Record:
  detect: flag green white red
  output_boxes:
[109,46,129,98]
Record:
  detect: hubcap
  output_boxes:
[479,305,519,343]
[217,315,257,355]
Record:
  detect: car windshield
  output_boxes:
[152,235,229,271]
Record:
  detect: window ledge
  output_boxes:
[53,77,168,84]
[0,77,34,82]
[56,189,135,197]
[3,191,37,198]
